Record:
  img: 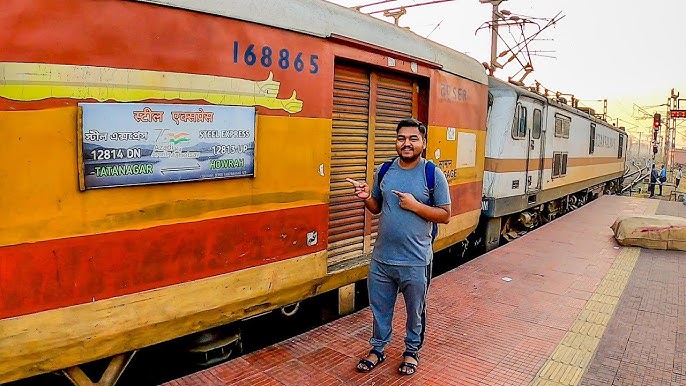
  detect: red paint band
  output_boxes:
[0,204,328,319]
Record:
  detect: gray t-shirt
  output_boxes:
[371,158,451,266]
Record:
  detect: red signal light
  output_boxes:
[653,113,661,128]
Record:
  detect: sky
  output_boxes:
[325,0,686,150]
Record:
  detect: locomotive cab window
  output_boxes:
[487,92,494,122]
[512,104,527,139]
[618,134,624,158]
[532,108,542,139]
[589,123,596,154]
[552,151,568,178]
[554,114,570,138]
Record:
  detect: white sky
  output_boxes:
[325,0,686,147]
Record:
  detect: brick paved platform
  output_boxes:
[164,196,686,386]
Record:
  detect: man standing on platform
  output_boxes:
[659,164,667,196]
[676,165,683,189]
[347,118,451,376]
[649,164,658,198]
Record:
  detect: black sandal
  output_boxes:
[356,349,386,372]
[398,351,419,376]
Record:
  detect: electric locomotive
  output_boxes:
[480,77,626,251]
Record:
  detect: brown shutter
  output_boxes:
[370,74,415,243]
[328,65,417,270]
[327,65,370,268]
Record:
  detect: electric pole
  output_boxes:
[669,88,680,166]
[662,96,671,168]
[638,131,642,159]
[652,113,661,162]
[479,0,507,76]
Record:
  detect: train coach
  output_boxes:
[480,77,627,251]
[0,0,488,384]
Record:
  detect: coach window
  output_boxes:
[554,114,570,139]
[589,123,596,154]
[512,104,527,139]
[532,108,542,139]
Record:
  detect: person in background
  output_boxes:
[649,164,658,198]
[659,164,667,196]
[676,165,683,189]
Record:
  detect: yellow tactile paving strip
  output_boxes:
[528,197,661,386]
[529,247,641,386]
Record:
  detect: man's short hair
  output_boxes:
[396,118,427,138]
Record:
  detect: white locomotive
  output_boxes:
[480,77,627,250]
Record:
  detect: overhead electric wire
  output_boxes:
[426,20,444,39]
[352,0,398,10]
[367,0,457,15]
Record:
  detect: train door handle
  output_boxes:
[530,140,535,150]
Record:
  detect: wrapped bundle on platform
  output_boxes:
[611,215,686,251]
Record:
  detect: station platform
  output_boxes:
[164,195,686,386]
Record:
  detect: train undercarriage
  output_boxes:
[475,178,622,253]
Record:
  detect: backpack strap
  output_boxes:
[424,161,439,242]
[378,158,395,186]
[424,161,436,206]
[376,157,396,206]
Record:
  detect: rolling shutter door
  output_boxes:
[371,75,415,242]
[328,65,417,269]
[328,66,370,267]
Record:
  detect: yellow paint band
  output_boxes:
[426,125,486,185]
[546,163,624,189]
[0,62,303,113]
[0,250,328,383]
[0,107,331,246]
[435,208,481,251]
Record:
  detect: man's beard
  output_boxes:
[398,151,421,162]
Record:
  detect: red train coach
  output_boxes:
[0,0,487,383]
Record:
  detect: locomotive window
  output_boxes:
[532,109,542,139]
[512,105,527,139]
[618,134,624,158]
[519,106,528,138]
[552,151,568,178]
[589,124,596,154]
[552,152,561,177]
[554,114,570,138]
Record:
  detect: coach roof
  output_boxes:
[131,0,487,85]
